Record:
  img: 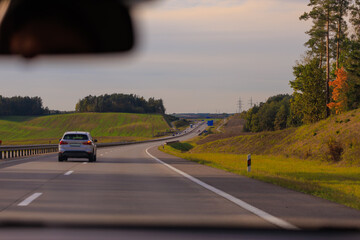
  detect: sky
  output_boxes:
[0,0,310,113]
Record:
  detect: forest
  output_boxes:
[245,0,360,132]
[0,95,48,116]
[75,94,166,114]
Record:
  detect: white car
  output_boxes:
[58,131,97,162]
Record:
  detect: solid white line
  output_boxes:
[145,147,299,230]
[18,193,42,206]
[83,162,88,165]
[64,170,74,176]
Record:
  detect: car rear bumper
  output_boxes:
[60,151,92,158]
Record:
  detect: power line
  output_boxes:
[249,97,253,108]
[237,97,243,113]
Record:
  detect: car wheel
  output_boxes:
[58,154,64,162]
[89,153,95,162]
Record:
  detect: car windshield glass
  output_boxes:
[63,134,88,140]
[2,1,360,238]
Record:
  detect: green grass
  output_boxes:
[0,113,170,145]
[191,108,360,165]
[161,145,360,210]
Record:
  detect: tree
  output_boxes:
[327,67,349,114]
[300,0,349,117]
[300,2,327,67]
[0,95,47,116]
[350,0,360,39]
[333,0,350,69]
[290,58,327,123]
[75,94,166,114]
[274,104,290,130]
[244,95,291,132]
[342,39,360,109]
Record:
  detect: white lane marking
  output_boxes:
[18,193,43,206]
[83,162,88,165]
[64,170,74,176]
[145,147,299,230]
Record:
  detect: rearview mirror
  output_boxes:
[0,0,147,58]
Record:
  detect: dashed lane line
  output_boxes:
[64,170,74,176]
[18,193,43,206]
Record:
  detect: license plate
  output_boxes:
[70,144,81,147]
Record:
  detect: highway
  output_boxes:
[0,125,360,239]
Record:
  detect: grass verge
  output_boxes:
[161,144,360,210]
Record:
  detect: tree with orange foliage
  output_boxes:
[327,67,348,114]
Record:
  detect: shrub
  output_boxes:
[168,142,194,152]
[327,138,344,162]
[174,119,190,128]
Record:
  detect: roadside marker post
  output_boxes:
[247,154,251,172]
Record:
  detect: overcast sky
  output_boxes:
[0,0,310,113]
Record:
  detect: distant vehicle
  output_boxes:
[58,131,97,162]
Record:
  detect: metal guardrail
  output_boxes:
[0,144,58,160]
[0,122,205,161]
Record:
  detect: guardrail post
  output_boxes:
[247,154,251,172]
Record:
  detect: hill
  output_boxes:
[0,113,171,145]
[192,109,360,165]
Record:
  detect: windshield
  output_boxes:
[63,134,88,140]
[0,0,360,239]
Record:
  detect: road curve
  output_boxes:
[0,125,360,239]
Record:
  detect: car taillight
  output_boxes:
[83,141,92,145]
[59,141,68,145]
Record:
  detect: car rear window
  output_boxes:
[63,134,89,140]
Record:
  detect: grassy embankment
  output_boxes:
[161,109,360,210]
[0,113,170,145]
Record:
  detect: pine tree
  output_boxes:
[333,0,350,69]
[301,0,337,117]
[300,9,326,67]
[350,0,360,39]
[290,58,327,123]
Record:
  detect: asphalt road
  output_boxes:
[0,124,360,239]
